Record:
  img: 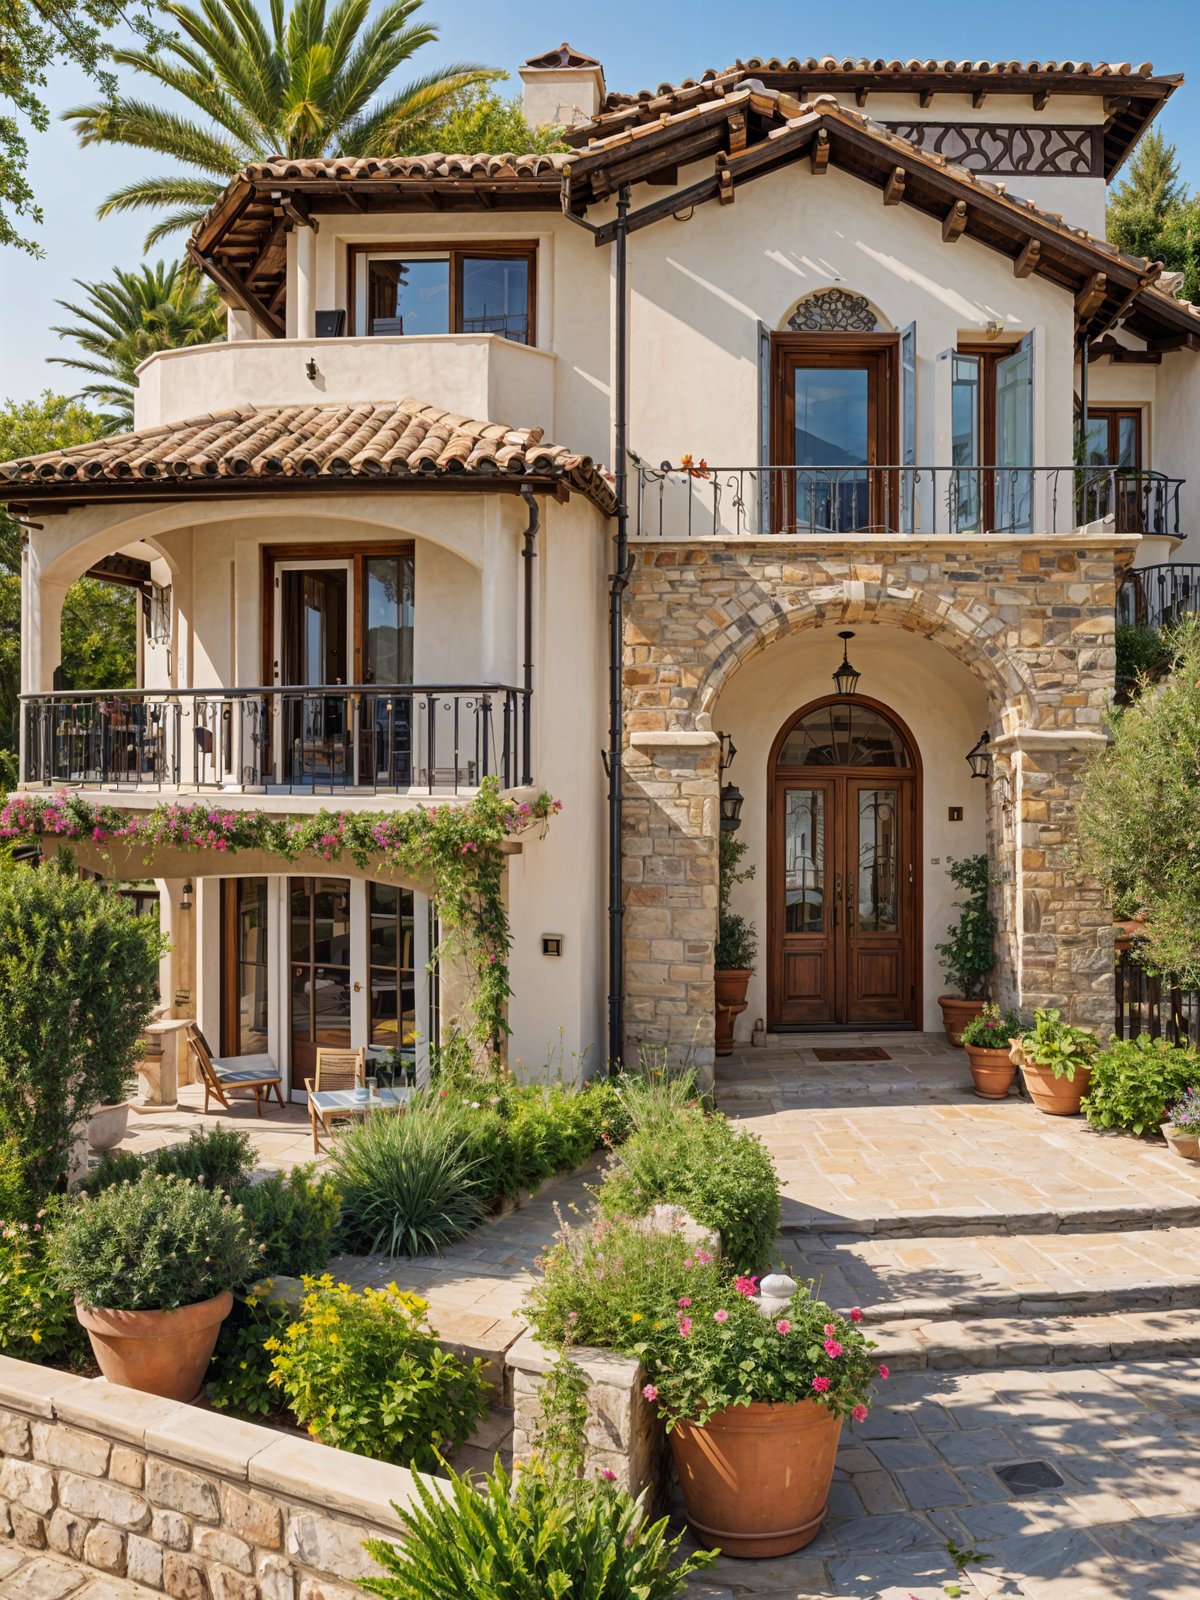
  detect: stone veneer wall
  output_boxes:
[0,1355,422,1598]
[622,536,1127,1073]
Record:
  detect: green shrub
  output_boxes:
[235,1167,340,1278]
[716,830,758,971]
[209,1287,292,1417]
[85,1127,258,1197]
[330,1103,487,1257]
[1083,1034,1200,1135]
[0,863,168,1197]
[960,1003,1023,1049]
[936,854,996,1000]
[1115,622,1170,684]
[1013,1007,1099,1082]
[265,1276,489,1469]
[53,1174,260,1312]
[0,1216,84,1367]
[359,1457,715,1600]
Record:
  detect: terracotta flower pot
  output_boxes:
[1019,1062,1093,1117]
[937,995,986,1047]
[669,1398,843,1559]
[75,1290,233,1402]
[715,969,752,1057]
[1163,1125,1200,1163]
[964,1045,1017,1099]
[86,1102,130,1153]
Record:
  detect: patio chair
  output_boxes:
[186,1024,284,1116]
[305,1047,366,1151]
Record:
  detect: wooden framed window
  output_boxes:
[1083,406,1142,469]
[367,881,416,1051]
[950,338,1034,533]
[349,243,536,344]
[220,877,270,1058]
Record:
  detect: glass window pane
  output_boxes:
[365,556,414,685]
[784,790,825,933]
[368,258,449,336]
[1083,415,1110,466]
[462,256,530,343]
[792,367,870,533]
[289,880,310,961]
[312,967,351,1029]
[855,790,900,931]
[951,353,982,532]
[1117,416,1139,469]
[778,705,910,768]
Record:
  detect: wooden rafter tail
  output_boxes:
[187,244,284,339]
[942,200,968,242]
[1014,237,1042,278]
[717,163,735,206]
[883,167,906,206]
[811,129,830,175]
[1075,271,1108,322]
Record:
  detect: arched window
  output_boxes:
[775,697,913,769]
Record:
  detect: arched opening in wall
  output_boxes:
[768,695,921,1030]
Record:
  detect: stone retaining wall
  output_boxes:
[0,1355,422,1598]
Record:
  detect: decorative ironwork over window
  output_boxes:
[777,700,912,769]
[884,123,1102,177]
[786,289,879,333]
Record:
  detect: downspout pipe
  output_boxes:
[518,483,538,788]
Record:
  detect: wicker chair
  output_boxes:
[305,1048,366,1152]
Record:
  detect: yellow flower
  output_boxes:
[630,1313,643,1323]
[30,1330,41,1344]
[245,1295,259,1308]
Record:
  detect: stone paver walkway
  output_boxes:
[0,1539,156,1598]
[122,1083,316,1172]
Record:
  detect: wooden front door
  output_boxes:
[769,698,919,1028]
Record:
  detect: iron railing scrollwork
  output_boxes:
[1117,564,1200,631]
[1115,941,1200,1051]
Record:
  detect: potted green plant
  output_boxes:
[935,855,996,1044]
[53,1173,260,1400]
[1163,1086,1200,1163]
[1009,1008,1099,1116]
[715,832,758,1057]
[635,1263,881,1559]
[959,1004,1023,1099]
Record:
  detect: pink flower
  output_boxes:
[642,1384,659,1402]
[849,1307,864,1322]
[734,1275,758,1297]
[676,1296,692,1308]
[824,1323,835,1336]
[678,1318,693,1338]
[775,1319,791,1335]
[693,1249,713,1265]
[714,1309,729,1324]
[852,1404,869,1423]
[878,1364,890,1380]
[824,1339,843,1359]
[811,1376,831,1393]
[598,1469,616,1482]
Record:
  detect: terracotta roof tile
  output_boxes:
[0,400,616,514]
[240,153,570,183]
[523,43,602,70]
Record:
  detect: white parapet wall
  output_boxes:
[0,1355,427,1597]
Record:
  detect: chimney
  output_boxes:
[519,43,605,132]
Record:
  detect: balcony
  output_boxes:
[1117,564,1200,630]
[21,685,530,796]
[633,463,1184,541]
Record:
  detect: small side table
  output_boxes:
[308,1085,412,1154]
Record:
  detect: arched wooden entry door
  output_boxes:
[768,696,920,1028]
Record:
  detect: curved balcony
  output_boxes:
[1117,564,1200,630]
[21,685,530,796]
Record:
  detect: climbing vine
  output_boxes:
[0,780,560,1054]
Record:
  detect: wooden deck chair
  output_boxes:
[187,1023,284,1116]
[305,1047,366,1150]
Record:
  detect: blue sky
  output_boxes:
[3,0,1200,401]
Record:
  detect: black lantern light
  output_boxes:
[832,630,861,697]
[966,730,993,781]
[180,879,194,912]
[717,731,744,833]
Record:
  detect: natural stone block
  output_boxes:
[5,1555,84,1598]
[1,1457,56,1515]
[110,1447,145,1489]
[46,1508,88,1559]
[10,1503,47,1547]
[127,1532,165,1589]
[255,1552,295,1600]
[147,1460,221,1523]
[0,1408,31,1457]
[286,1509,381,1581]
[220,1483,282,1549]
[194,1526,253,1575]
[209,1565,257,1600]
[151,1507,192,1549]
[83,1521,126,1574]
[58,1471,149,1530]
[32,1420,110,1477]
[297,1581,363,1600]
[163,1549,210,1599]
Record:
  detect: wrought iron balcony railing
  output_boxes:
[633,461,1184,541]
[1117,564,1200,631]
[21,685,530,795]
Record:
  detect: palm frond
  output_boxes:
[344,66,494,155]
[64,98,250,175]
[143,206,218,248]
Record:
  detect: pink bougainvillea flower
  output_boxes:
[598,1469,617,1482]
[775,1319,791,1335]
[734,1275,758,1297]
[849,1306,864,1322]
[878,1364,890,1380]
[824,1338,843,1359]
[678,1318,693,1338]
[853,1404,869,1423]
[676,1296,692,1308]
[811,1375,831,1393]
[642,1384,659,1402]
[713,1309,729,1324]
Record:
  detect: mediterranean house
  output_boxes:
[5,48,1198,1090]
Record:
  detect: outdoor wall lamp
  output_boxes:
[832,631,861,697]
[717,731,744,833]
[966,730,993,780]
[180,880,193,912]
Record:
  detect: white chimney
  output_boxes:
[519,43,605,132]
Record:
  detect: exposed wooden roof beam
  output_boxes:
[717,161,735,204]
[85,552,152,589]
[884,166,905,206]
[811,129,830,174]
[728,111,747,153]
[1075,271,1108,322]
[942,200,968,242]
[1032,90,1049,111]
[919,88,934,108]
[274,192,318,232]
[186,243,283,338]
[971,90,987,108]
[1014,237,1041,278]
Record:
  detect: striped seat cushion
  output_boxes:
[211,1057,281,1085]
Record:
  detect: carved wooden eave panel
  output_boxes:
[882,123,1104,178]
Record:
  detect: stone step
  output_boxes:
[868,1304,1200,1373]
[780,1199,1200,1239]
[787,1224,1200,1325]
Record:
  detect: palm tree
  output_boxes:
[65,0,492,246]
[50,263,226,431]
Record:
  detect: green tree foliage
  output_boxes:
[64,0,493,246]
[0,862,168,1198]
[1078,617,1200,983]
[0,393,137,766]
[1107,130,1200,303]
[393,76,566,154]
[51,261,225,430]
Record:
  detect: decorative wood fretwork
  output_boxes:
[787,289,879,333]
[884,122,1103,177]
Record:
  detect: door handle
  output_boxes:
[353,981,362,993]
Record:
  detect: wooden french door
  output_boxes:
[769,699,919,1028]
[289,875,352,1081]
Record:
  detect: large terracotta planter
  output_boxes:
[75,1290,233,1401]
[715,969,752,1057]
[1163,1125,1200,1163]
[964,1045,1017,1100]
[669,1398,842,1559]
[1019,1062,1093,1117]
[938,995,986,1047]
[86,1102,130,1152]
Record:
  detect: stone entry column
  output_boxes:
[622,731,720,1087]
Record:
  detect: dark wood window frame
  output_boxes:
[260,541,414,688]
[220,877,270,1058]
[1083,405,1144,468]
[366,880,417,1051]
[954,339,1025,532]
[346,241,538,343]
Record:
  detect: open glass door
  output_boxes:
[994,335,1033,534]
[274,561,353,786]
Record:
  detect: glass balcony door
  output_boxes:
[274,560,352,786]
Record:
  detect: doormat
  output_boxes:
[811,1047,892,1063]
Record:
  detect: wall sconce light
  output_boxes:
[966,730,992,780]
[180,880,193,912]
[832,631,861,697]
[305,358,318,381]
[985,320,1003,341]
[717,731,744,833]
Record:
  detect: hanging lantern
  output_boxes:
[832,631,861,697]
[720,781,745,832]
[966,730,993,780]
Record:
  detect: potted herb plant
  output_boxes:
[959,1004,1023,1099]
[715,832,757,1057]
[53,1173,260,1400]
[935,855,996,1044]
[1009,1008,1098,1116]
[636,1261,881,1559]
[1162,1086,1200,1163]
